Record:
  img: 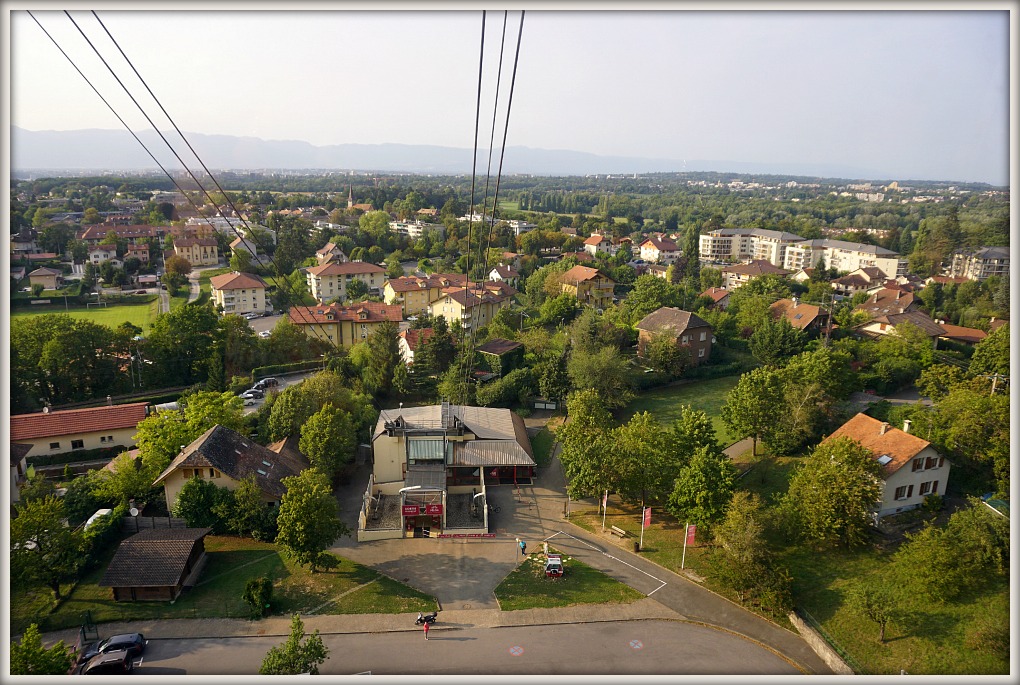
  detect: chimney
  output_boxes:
[107,395,113,406]
[896,291,901,301]
[792,296,799,307]
[879,422,890,435]
[903,419,912,434]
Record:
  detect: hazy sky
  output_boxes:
[6,5,1013,184]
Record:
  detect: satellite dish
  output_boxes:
[129,507,139,517]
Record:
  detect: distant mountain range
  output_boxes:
[12,126,889,180]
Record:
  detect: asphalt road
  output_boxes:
[134,620,799,676]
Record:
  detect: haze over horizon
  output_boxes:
[7,7,1012,185]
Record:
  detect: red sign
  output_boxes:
[602,491,608,510]
[402,505,421,517]
[686,524,697,545]
[643,507,651,528]
[425,503,443,516]
[438,533,497,538]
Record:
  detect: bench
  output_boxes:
[609,525,629,538]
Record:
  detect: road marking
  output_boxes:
[544,530,667,595]
[629,639,643,650]
[509,646,524,656]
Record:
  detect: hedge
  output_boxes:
[27,445,127,468]
[252,358,325,378]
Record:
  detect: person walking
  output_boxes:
[423,620,430,640]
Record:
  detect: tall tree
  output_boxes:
[556,389,617,499]
[748,316,806,367]
[666,444,735,527]
[783,437,884,548]
[10,497,84,600]
[720,366,786,457]
[259,614,329,675]
[363,320,401,398]
[275,469,350,571]
[299,403,357,481]
[567,345,634,408]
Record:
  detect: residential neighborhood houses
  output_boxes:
[8,171,1009,677]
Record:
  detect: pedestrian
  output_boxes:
[519,539,527,555]
[423,620,430,640]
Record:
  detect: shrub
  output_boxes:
[243,576,274,619]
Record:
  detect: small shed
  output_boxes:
[475,338,524,377]
[98,527,212,601]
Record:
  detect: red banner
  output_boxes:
[437,533,496,538]
[602,491,608,509]
[686,524,697,545]
[401,505,420,516]
[643,507,651,528]
[425,503,443,516]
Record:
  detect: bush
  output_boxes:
[252,359,324,378]
[243,576,274,619]
[27,445,126,468]
[476,368,535,408]
[80,502,128,573]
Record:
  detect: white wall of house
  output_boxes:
[15,427,137,458]
[876,446,950,518]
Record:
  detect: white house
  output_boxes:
[824,413,950,519]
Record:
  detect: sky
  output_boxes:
[5,4,1014,184]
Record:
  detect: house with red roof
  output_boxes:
[559,265,615,310]
[770,297,830,334]
[824,413,950,519]
[721,260,792,290]
[289,301,402,348]
[174,237,220,266]
[210,271,270,316]
[398,327,435,365]
[305,261,386,303]
[638,234,681,264]
[700,287,731,310]
[9,401,150,458]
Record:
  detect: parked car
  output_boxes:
[134,290,146,295]
[258,330,271,338]
[80,633,146,662]
[258,377,279,388]
[243,397,258,407]
[545,554,564,578]
[240,389,264,400]
[77,649,134,675]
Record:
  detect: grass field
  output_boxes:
[493,547,643,611]
[12,536,436,634]
[620,375,742,445]
[9,300,161,334]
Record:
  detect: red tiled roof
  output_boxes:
[399,328,435,351]
[10,402,149,441]
[722,260,791,277]
[490,265,519,279]
[584,234,608,246]
[937,324,987,344]
[700,287,730,303]
[824,413,934,476]
[306,261,386,277]
[770,298,827,330]
[210,271,268,290]
[26,253,59,260]
[175,237,218,248]
[640,234,679,252]
[289,301,402,325]
[560,264,610,285]
[386,273,468,292]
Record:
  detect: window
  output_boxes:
[71,439,84,450]
[700,331,707,341]
[681,335,689,344]
[931,480,938,494]
[936,456,944,468]
[912,458,924,472]
[919,481,931,495]
[100,436,108,444]
[49,442,60,450]
[698,348,705,358]
[182,468,192,479]
[925,456,937,469]
[108,435,113,441]
[894,485,914,501]
[209,468,219,478]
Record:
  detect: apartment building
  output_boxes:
[698,228,805,266]
[305,261,387,303]
[948,246,1010,281]
[210,271,269,316]
[288,301,403,347]
[782,239,907,277]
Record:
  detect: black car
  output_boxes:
[80,633,146,662]
[78,649,134,675]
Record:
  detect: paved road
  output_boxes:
[133,621,800,676]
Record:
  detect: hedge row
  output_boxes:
[28,445,127,468]
[252,359,325,378]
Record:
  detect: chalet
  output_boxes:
[824,413,950,519]
[9,401,150,457]
[125,243,150,264]
[635,307,713,366]
[430,285,513,331]
[27,267,62,290]
[721,260,791,290]
[305,261,386,303]
[315,242,349,265]
[639,234,681,264]
[700,287,731,310]
[88,245,118,264]
[153,425,309,508]
[289,301,403,348]
[559,265,615,310]
[769,297,830,334]
[174,237,220,266]
[229,235,259,258]
[210,271,270,316]
[583,234,616,257]
[488,264,520,288]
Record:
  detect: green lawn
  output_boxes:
[620,375,742,445]
[530,428,556,468]
[494,548,643,611]
[9,300,161,334]
[12,536,436,634]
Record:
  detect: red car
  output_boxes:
[545,554,564,578]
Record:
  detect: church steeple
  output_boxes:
[347,185,353,209]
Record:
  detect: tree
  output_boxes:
[782,437,883,548]
[164,254,192,278]
[216,475,278,541]
[10,623,74,675]
[171,477,233,532]
[144,303,220,386]
[720,366,786,458]
[535,347,571,403]
[846,580,901,643]
[613,411,674,506]
[346,278,369,301]
[556,389,617,500]
[644,330,691,377]
[10,496,84,600]
[259,614,329,675]
[968,325,1008,377]
[266,385,318,442]
[30,282,44,297]
[539,292,582,326]
[748,316,806,367]
[243,576,274,619]
[275,468,350,571]
[299,403,357,481]
[666,444,735,527]
[567,345,634,408]
[362,320,401,397]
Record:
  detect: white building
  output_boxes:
[305,261,387,303]
[210,271,270,316]
[698,227,805,266]
[782,238,907,277]
[948,246,1010,281]
[389,221,446,239]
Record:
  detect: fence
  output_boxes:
[120,516,187,534]
[795,607,865,674]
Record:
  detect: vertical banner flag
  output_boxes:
[686,524,697,545]
[643,507,652,528]
[602,491,608,511]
